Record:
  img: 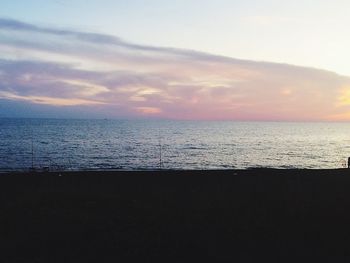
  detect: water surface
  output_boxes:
[0,119,349,171]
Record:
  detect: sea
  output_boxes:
[0,118,349,172]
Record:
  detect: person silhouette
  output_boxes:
[348,157,350,168]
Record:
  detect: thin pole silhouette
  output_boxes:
[31,128,35,171]
[158,130,162,169]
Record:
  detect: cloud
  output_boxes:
[1,18,350,120]
[0,91,104,106]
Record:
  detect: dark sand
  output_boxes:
[2,169,350,262]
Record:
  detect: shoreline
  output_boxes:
[1,166,349,174]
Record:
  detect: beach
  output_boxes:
[2,169,350,262]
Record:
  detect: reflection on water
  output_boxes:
[0,119,349,171]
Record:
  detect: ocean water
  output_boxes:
[0,118,349,171]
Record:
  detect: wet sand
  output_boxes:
[1,169,350,262]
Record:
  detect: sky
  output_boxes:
[1,0,350,120]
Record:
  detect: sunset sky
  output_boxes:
[1,0,350,120]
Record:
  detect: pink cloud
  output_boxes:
[1,18,350,121]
